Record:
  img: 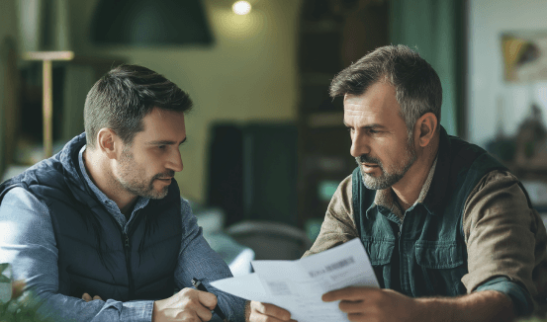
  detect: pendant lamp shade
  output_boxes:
[90,0,213,46]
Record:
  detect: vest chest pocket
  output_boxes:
[363,240,395,288]
[363,240,395,265]
[414,242,467,296]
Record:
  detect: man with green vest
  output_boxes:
[247,45,547,322]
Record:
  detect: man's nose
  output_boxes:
[350,131,370,158]
[168,149,183,172]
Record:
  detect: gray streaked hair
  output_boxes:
[330,45,442,135]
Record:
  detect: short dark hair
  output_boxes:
[84,64,192,149]
[330,45,442,134]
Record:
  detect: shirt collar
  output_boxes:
[372,127,451,218]
[78,145,150,228]
[373,158,437,218]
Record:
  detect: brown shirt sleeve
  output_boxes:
[462,170,547,297]
[302,175,358,257]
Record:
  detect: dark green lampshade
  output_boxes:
[91,0,213,46]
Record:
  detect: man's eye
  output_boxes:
[158,145,166,150]
[369,129,379,134]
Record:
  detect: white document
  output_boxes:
[211,238,379,322]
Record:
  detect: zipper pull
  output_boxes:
[124,235,130,248]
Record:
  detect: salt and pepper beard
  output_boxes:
[116,146,174,199]
[356,134,417,190]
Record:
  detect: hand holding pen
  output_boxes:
[152,285,219,322]
[192,278,230,322]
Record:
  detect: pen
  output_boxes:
[192,277,229,322]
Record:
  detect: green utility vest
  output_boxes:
[353,128,510,297]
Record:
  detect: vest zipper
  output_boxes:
[398,217,406,295]
[123,233,135,299]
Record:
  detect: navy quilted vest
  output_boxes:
[0,133,182,301]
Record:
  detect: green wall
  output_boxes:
[0,0,19,177]
[390,0,465,136]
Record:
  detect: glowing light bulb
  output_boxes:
[232,1,252,15]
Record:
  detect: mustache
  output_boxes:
[153,170,175,180]
[355,154,381,165]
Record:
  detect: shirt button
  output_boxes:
[398,231,402,237]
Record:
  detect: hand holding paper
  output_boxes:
[211,238,379,322]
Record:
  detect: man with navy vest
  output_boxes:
[248,45,547,322]
[0,65,245,321]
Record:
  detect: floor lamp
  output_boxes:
[22,51,74,158]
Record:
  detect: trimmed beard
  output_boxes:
[116,147,173,199]
[356,136,417,190]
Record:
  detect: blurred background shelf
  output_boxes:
[296,0,389,228]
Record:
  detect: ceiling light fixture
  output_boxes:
[232,1,252,15]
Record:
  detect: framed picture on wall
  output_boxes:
[502,31,547,83]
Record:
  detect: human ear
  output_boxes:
[96,128,119,159]
[414,112,438,148]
